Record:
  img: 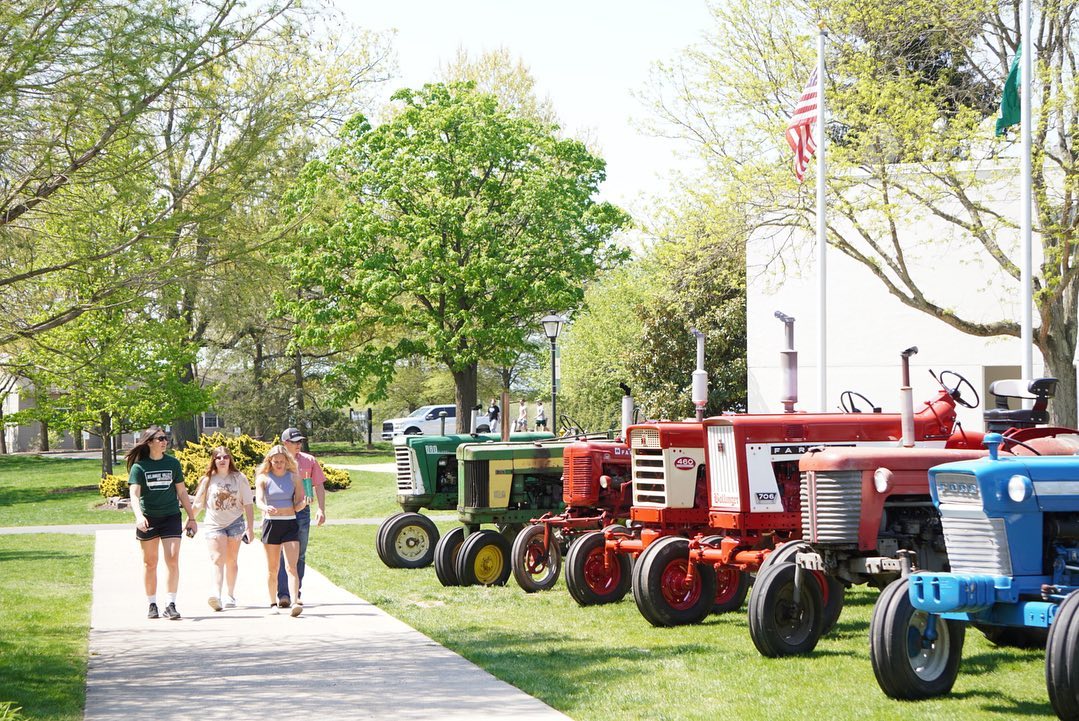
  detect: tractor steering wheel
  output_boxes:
[933,369,980,409]
[840,390,879,413]
[1003,437,1043,456]
[559,414,585,437]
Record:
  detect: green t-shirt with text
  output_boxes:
[128,455,185,517]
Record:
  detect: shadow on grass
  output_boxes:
[948,688,1053,717]
[0,548,90,563]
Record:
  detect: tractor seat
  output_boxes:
[984,377,1056,431]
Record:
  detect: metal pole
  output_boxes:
[1020,0,1034,397]
[816,25,828,412]
[550,339,558,429]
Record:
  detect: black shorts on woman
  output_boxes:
[262,518,299,545]
[136,512,182,541]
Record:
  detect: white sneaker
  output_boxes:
[224,596,236,608]
[207,596,222,612]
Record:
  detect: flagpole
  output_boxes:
[1021,0,1033,388]
[816,25,828,411]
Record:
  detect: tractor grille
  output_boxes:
[801,470,862,544]
[632,448,667,506]
[463,459,491,508]
[631,428,660,449]
[940,510,1013,575]
[395,446,415,494]
[564,446,597,506]
[707,424,738,508]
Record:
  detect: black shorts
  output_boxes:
[535,419,547,428]
[261,518,299,545]
[136,512,182,541]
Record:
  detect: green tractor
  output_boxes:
[377,431,552,568]
[433,438,577,587]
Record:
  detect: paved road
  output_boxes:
[85,528,570,721]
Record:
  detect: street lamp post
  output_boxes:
[541,313,567,430]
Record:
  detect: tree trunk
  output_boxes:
[74,430,83,451]
[453,364,479,433]
[252,336,264,438]
[100,412,113,478]
[0,407,6,455]
[38,417,49,452]
[1040,293,1079,427]
[172,361,199,446]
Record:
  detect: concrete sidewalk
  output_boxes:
[86,528,571,721]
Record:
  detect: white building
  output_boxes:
[746,162,1042,432]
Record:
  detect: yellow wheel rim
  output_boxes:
[474,543,505,585]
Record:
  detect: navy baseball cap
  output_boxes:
[281,428,306,443]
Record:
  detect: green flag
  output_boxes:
[996,46,1021,136]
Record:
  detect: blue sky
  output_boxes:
[338,0,714,211]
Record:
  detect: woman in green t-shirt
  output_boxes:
[127,426,198,620]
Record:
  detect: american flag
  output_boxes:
[786,69,819,183]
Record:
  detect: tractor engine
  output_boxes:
[519,472,564,511]
[562,440,632,510]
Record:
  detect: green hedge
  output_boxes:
[98,432,350,497]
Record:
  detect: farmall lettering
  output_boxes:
[743,443,856,512]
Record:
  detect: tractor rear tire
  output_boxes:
[565,530,631,606]
[511,524,562,593]
[382,512,440,569]
[433,526,466,587]
[456,529,512,587]
[1047,590,1079,720]
[633,536,717,627]
[748,561,825,657]
[376,512,406,568]
[869,577,964,699]
[976,623,1049,649]
[700,535,749,614]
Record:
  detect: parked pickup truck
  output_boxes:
[381,404,493,440]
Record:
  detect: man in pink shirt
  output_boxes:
[277,427,327,606]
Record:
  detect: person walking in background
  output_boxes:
[534,400,547,431]
[192,446,254,611]
[488,397,500,428]
[277,427,327,607]
[127,426,196,620]
[255,444,306,617]
[514,400,528,432]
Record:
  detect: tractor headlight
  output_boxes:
[1007,474,1032,503]
[873,468,893,494]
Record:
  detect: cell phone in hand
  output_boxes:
[241,532,250,544]
[185,527,195,538]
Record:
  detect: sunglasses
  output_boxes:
[152,435,169,442]
[214,455,230,461]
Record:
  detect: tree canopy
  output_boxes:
[283,81,629,423]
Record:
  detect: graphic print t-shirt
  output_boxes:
[129,455,185,517]
[202,472,253,529]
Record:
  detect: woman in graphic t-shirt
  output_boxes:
[127,426,197,621]
[255,445,306,617]
[192,447,254,611]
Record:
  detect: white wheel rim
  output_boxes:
[907,610,950,681]
[394,526,430,561]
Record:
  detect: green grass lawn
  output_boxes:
[310,522,1057,721]
[0,534,93,721]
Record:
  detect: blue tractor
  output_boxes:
[869,415,1079,719]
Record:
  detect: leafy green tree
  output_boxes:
[644,0,1079,424]
[283,82,630,423]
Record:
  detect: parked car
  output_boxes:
[381,404,493,440]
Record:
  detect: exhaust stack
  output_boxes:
[776,311,798,413]
[691,329,708,422]
[619,383,634,440]
[900,346,918,447]
[470,405,482,434]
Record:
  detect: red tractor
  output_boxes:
[511,435,633,592]
[624,320,986,628]
[747,375,1079,657]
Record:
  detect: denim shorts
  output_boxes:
[205,515,245,540]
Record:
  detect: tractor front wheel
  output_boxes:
[456,529,512,587]
[869,577,964,700]
[1046,590,1079,720]
[633,536,717,627]
[433,526,466,586]
[748,561,824,657]
[375,512,406,568]
[381,512,439,569]
[565,531,631,606]
[511,524,562,593]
